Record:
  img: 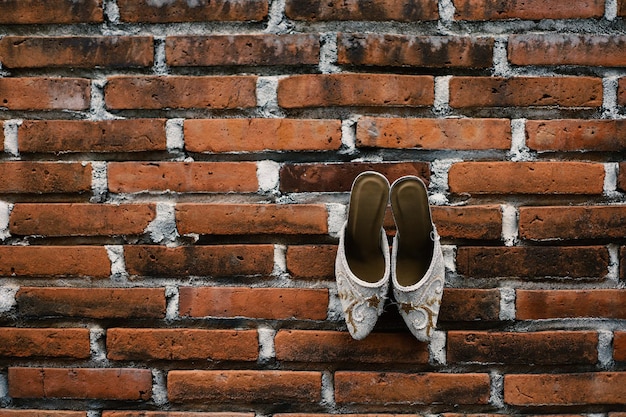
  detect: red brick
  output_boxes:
[0,36,153,68]
[166,34,319,66]
[168,370,321,403]
[0,246,110,278]
[448,331,598,365]
[0,411,86,417]
[184,118,342,153]
[277,74,434,108]
[176,203,328,236]
[280,161,430,192]
[357,117,511,150]
[124,244,274,278]
[107,328,258,361]
[9,203,156,237]
[105,76,257,110]
[449,161,605,194]
[614,331,626,361]
[285,0,438,21]
[0,328,90,358]
[104,413,252,417]
[0,0,103,24]
[440,288,501,322]
[286,245,336,280]
[108,162,258,193]
[16,287,166,319]
[275,330,429,363]
[118,0,268,22]
[0,78,90,111]
[432,205,503,240]
[18,119,167,153]
[8,367,152,400]
[338,34,493,68]
[519,206,626,241]
[335,372,490,405]
[509,34,626,67]
[516,289,626,320]
[505,372,626,405]
[449,76,602,108]
[457,246,609,279]
[453,0,604,20]
[179,287,328,320]
[527,119,626,152]
[0,162,92,194]
[619,77,626,105]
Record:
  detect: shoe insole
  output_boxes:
[391,178,434,287]
[345,173,389,284]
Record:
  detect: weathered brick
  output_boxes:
[338,34,493,68]
[124,244,274,277]
[18,119,167,153]
[184,118,342,153]
[453,0,604,20]
[357,117,511,150]
[0,411,86,417]
[277,74,434,108]
[0,246,110,278]
[166,34,319,66]
[448,331,598,365]
[448,161,605,194]
[0,328,90,358]
[8,367,152,400]
[449,76,603,108]
[279,161,430,192]
[16,287,166,319]
[0,0,103,24]
[519,206,626,241]
[0,36,153,68]
[178,287,328,320]
[104,413,252,417]
[0,78,90,111]
[509,34,626,67]
[105,76,257,110]
[614,331,626,361]
[285,0,438,21]
[108,162,258,193]
[275,330,429,363]
[432,205,503,240]
[335,372,490,405]
[457,246,609,279]
[168,370,322,403]
[526,119,626,152]
[505,372,626,405]
[176,203,328,236]
[286,245,336,280]
[439,288,501,322]
[107,328,258,361]
[0,162,92,194]
[10,203,156,237]
[117,0,268,22]
[516,289,626,319]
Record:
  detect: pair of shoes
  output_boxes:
[335,171,445,342]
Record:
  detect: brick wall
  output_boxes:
[1,0,626,415]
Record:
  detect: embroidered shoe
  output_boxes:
[335,171,390,340]
[390,176,445,342]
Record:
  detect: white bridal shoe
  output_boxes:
[335,171,391,340]
[390,176,445,342]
